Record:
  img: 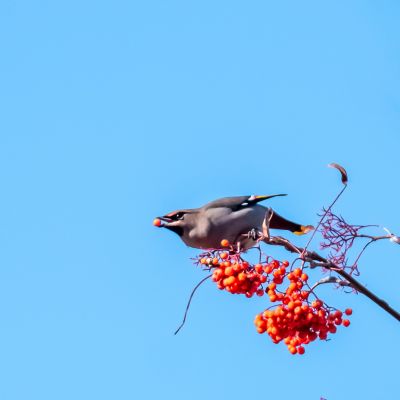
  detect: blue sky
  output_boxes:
[0,1,399,399]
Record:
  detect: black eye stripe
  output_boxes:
[174,212,185,220]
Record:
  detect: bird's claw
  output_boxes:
[247,228,259,241]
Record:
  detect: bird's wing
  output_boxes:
[202,194,287,211]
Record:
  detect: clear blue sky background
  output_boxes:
[0,1,399,399]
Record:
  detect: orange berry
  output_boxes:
[255,264,263,273]
[294,306,303,315]
[301,273,308,281]
[152,218,162,227]
[220,252,228,260]
[312,300,322,309]
[273,270,281,278]
[232,263,242,272]
[254,314,262,322]
[264,265,273,274]
[293,268,302,277]
[212,269,223,281]
[223,276,236,286]
[256,319,267,329]
[220,239,230,247]
[238,272,247,281]
[224,266,234,276]
[288,282,297,292]
[271,260,280,269]
[301,304,309,313]
[296,281,303,289]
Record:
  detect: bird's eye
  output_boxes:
[174,212,184,220]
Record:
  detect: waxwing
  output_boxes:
[155,194,313,250]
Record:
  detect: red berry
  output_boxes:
[345,308,353,316]
[342,319,351,327]
[153,218,162,227]
[297,346,305,355]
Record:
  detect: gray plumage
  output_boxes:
[156,194,313,250]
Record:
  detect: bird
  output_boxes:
[155,194,313,250]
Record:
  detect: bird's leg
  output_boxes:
[241,209,274,246]
[261,208,274,242]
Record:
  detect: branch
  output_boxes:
[262,233,400,322]
[329,266,400,322]
[174,274,212,335]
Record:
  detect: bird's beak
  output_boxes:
[154,215,184,236]
[156,216,173,227]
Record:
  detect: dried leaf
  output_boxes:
[328,163,348,185]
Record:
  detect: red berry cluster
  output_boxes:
[199,244,279,297]
[196,239,352,355]
[211,259,267,297]
[254,264,352,354]
[199,251,290,298]
[255,303,352,355]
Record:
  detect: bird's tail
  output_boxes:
[269,211,314,235]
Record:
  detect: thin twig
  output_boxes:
[351,239,376,269]
[174,274,212,335]
[304,184,347,252]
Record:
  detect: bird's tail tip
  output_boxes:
[293,225,314,235]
